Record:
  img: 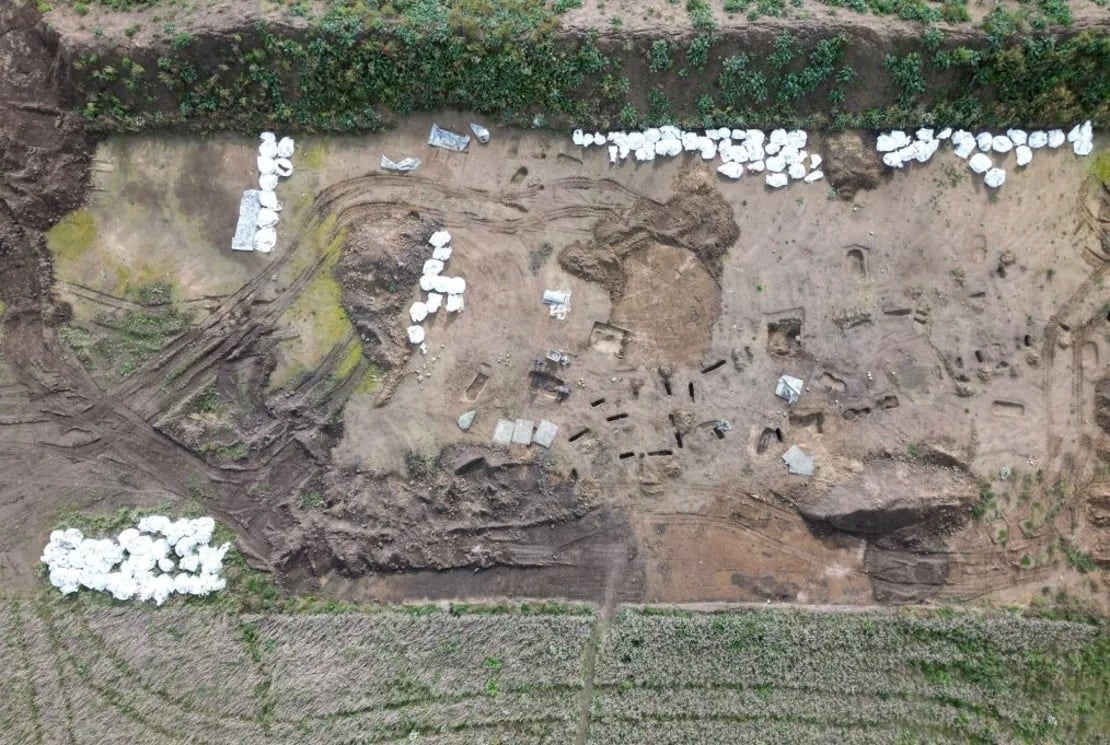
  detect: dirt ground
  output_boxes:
[1,0,1107,611]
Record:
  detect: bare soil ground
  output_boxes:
[1,3,1107,617]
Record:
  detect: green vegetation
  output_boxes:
[67,0,1108,132]
[45,209,97,265]
[3,599,1104,743]
[60,281,193,386]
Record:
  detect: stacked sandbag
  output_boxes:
[41,515,230,605]
[252,132,296,253]
[572,126,824,189]
[876,121,1095,190]
[407,229,467,352]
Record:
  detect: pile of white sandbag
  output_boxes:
[876,121,1095,189]
[253,132,296,253]
[572,126,824,189]
[407,229,466,352]
[40,515,230,605]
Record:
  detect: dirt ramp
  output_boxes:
[799,460,977,601]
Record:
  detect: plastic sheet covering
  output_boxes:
[231,190,261,251]
[381,154,421,172]
[429,123,471,152]
[470,123,491,143]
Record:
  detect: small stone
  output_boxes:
[457,410,477,431]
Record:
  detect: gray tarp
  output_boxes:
[783,445,815,476]
[381,154,421,172]
[775,375,804,405]
[429,124,471,152]
[231,190,260,251]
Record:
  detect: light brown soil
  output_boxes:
[0,3,1107,615]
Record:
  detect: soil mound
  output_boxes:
[274,446,591,580]
[824,131,884,200]
[335,212,430,372]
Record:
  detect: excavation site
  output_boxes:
[0,0,1107,742]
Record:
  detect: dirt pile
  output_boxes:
[823,130,884,199]
[274,446,593,579]
[335,212,430,373]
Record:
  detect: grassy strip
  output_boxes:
[66,1,1109,132]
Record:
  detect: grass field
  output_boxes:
[0,596,1105,744]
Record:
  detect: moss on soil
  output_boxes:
[45,209,97,267]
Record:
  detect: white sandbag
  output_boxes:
[938,127,953,139]
[423,259,445,276]
[717,162,743,179]
[803,169,824,183]
[572,129,586,146]
[445,294,464,313]
[765,155,786,173]
[1047,129,1065,148]
[260,131,276,143]
[258,190,281,211]
[1006,129,1028,146]
[426,292,443,313]
[976,132,993,151]
[968,152,992,174]
[984,168,1005,188]
[259,140,278,159]
[432,246,452,261]
[788,162,806,180]
[254,227,277,253]
[992,135,1013,153]
[407,325,425,344]
[1073,139,1093,156]
[257,156,276,175]
[809,154,822,169]
[1027,130,1048,148]
[882,151,904,169]
[256,208,279,228]
[915,128,934,142]
[747,160,765,173]
[769,128,788,147]
[419,275,435,292]
[274,158,293,178]
[445,276,466,295]
[429,230,451,248]
[1014,145,1032,167]
[410,302,428,323]
[765,172,789,188]
[259,173,279,191]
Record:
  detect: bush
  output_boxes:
[648,39,672,73]
[885,52,925,106]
